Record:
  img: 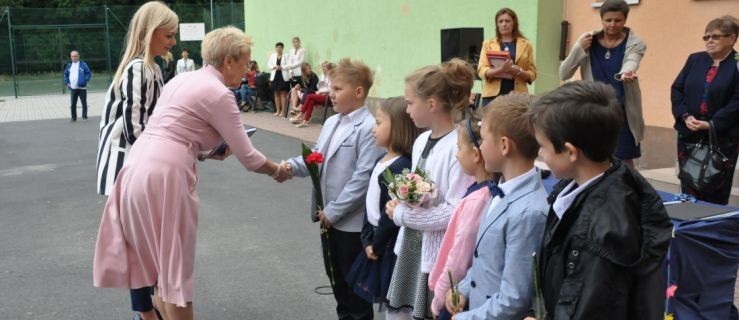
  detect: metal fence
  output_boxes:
[0,2,244,97]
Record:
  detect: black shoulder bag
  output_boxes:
[678,121,731,193]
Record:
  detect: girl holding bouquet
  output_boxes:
[428,112,493,320]
[385,58,476,320]
[345,97,422,310]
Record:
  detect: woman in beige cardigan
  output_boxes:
[477,8,537,107]
[559,0,646,167]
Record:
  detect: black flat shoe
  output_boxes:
[132,307,163,320]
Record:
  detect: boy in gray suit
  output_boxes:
[285,58,383,320]
[446,93,548,320]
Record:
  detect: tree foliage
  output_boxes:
[0,1,243,75]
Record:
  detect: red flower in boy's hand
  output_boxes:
[305,152,324,165]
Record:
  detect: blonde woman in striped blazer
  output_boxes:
[96,1,177,197]
[94,2,177,319]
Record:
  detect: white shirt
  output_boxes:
[366,156,400,226]
[392,129,475,273]
[485,167,538,217]
[176,59,195,75]
[327,107,362,156]
[287,47,305,77]
[552,173,605,219]
[69,61,80,89]
[317,74,331,94]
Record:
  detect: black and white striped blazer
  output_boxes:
[96,58,163,195]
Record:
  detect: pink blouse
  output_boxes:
[428,187,491,315]
[145,65,266,170]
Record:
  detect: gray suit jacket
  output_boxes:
[457,169,548,320]
[288,106,383,232]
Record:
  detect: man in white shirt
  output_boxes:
[63,50,92,122]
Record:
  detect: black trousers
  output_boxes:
[130,286,154,312]
[70,88,88,120]
[322,228,373,320]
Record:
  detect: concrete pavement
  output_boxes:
[0,93,380,319]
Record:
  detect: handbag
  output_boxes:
[678,121,731,193]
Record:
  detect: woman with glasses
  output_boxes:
[559,0,645,167]
[671,15,739,205]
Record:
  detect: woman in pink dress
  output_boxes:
[93,26,291,320]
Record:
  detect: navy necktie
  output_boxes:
[488,181,505,198]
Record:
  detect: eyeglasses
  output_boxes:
[702,34,734,41]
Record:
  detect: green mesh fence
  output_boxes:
[0,2,244,97]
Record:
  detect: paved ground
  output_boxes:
[0,93,384,319]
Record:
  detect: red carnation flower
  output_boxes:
[305,152,324,165]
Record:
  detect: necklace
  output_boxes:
[501,39,514,52]
[601,34,623,60]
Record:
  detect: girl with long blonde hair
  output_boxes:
[95,2,177,319]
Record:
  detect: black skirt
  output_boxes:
[271,71,290,92]
[345,248,397,305]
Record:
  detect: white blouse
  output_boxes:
[366,156,399,226]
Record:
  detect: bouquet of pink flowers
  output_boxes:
[382,168,437,207]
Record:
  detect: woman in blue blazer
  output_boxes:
[671,16,739,205]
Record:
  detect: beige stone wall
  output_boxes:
[562,0,739,128]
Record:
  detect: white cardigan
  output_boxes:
[284,47,305,78]
[392,130,475,272]
[267,52,290,82]
[317,73,331,94]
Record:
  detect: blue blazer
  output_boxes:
[288,107,384,232]
[671,50,739,138]
[456,169,549,320]
[63,60,92,88]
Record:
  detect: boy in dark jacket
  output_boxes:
[525,81,673,320]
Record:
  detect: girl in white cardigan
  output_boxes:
[385,58,475,320]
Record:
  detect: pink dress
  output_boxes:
[93,65,267,307]
[428,187,490,315]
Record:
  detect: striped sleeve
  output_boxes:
[121,61,147,145]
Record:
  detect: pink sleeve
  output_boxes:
[431,195,488,315]
[209,93,267,171]
[429,212,459,314]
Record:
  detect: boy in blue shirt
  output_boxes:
[447,93,549,320]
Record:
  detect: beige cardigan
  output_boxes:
[559,28,646,144]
